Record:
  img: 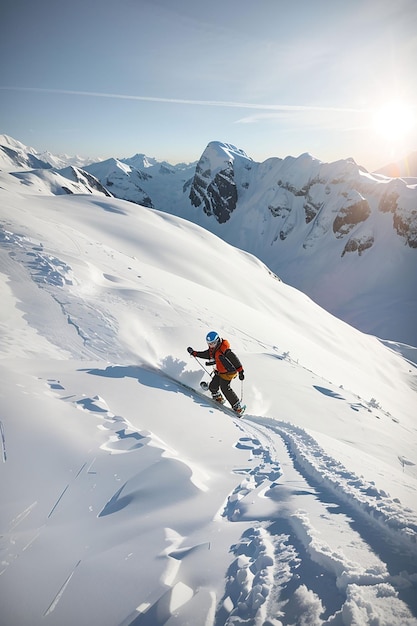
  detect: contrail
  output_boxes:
[0,86,366,113]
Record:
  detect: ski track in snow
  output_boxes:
[34,371,417,625]
[0,419,6,462]
[0,225,120,359]
[213,415,417,625]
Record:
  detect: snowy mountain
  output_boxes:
[182,142,417,347]
[11,165,113,198]
[2,135,417,347]
[0,133,52,170]
[84,155,196,212]
[87,140,417,347]
[1,163,416,626]
[83,158,154,207]
[0,134,99,170]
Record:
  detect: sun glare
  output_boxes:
[372,101,416,141]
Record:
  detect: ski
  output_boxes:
[200,390,246,418]
[178,377,246,418]
[146,366,246,418]
[152,368,246,418]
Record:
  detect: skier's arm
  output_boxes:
[187,347,210,359]
[194,348,210,359]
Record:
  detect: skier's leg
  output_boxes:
[209,374,225,403]
[209,374,220,393]
[219,378,239,407]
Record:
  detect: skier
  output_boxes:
[187,331,245,414]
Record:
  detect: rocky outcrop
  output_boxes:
[190,160,237,223]
[379,184,417,248]
[188,143,417,257]
[333,197,371,238]
[342,233,374,257]
[189,144,242,223]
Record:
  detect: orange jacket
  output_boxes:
[195,339,243,379]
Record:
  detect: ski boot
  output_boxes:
[212,392,225,404]
[232,401,246,416]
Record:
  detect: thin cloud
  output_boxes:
[236,111,368,126]
[0,86,366,114]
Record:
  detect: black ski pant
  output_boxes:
[209,373,239,407]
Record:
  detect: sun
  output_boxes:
[372,101,416,141]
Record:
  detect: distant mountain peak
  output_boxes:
[121,153,159,169]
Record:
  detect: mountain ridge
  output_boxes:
[1,134,416,346]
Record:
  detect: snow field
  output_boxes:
[0,185,416,624]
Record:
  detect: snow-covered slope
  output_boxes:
[1,168,417,625]
[0,134,52,170]
[9,166,112,197]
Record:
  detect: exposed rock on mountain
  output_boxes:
[379,183,417,247]
[189,142,250,223]
[187,142,416,255]
[341,233,374,257]
[332,195,371,238]
[190,158,238,223]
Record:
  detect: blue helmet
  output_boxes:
[206,331,220,347]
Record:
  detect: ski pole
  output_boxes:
[191,354,213,378]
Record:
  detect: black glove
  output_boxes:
[187,346,194,355]
[239,370,245,380]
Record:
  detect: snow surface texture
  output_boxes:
[1,167,417,626]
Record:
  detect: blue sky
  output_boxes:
[1,0,416,170]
